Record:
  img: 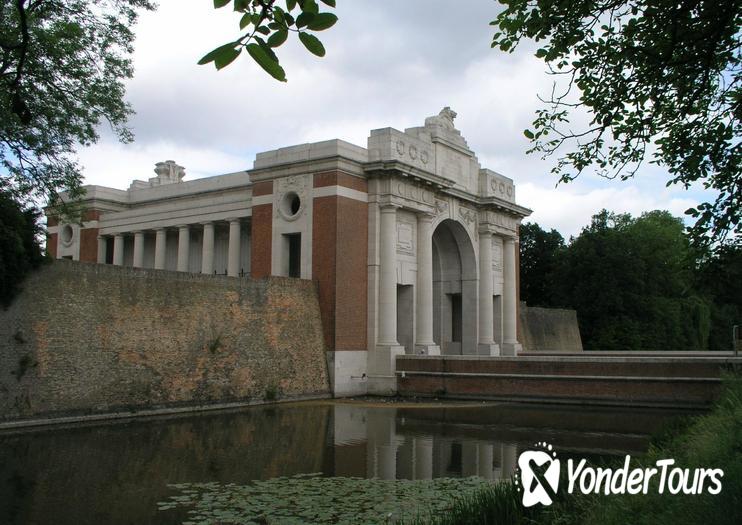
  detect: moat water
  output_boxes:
[0,400,692,524]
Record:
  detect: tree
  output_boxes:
[0,190,43,306]
[694,238,742,350]
[200,0,338,81]
[519,222,565,307]
[490,1,741,248]
[0,0,154,213]
[554,210,711,350]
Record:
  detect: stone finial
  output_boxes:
[152,160,185,185]
[128,160,186,190]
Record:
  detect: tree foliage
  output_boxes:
[694,237,742,350]
[200,0,338,81]
[0,190,43,306]
[0,0,154,213]
[521,211,722,350]
[519,222,565,307]
[555,210,710,350]
[491,1,741,248]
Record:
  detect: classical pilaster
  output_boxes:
[201,222,214,275]
[112,234,124,266]
[377,205,400,346]
[415,213,440,355]
[369,203,405,394]
[96,236,106,264]
[502,236,522,355]
[227,219,241,277]
[177,225,190,272]
[132,231,144,268]
[478,230,500,355]
[154,228,166,270]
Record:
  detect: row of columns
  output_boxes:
[99,219,244,277]
[376,204,520,357]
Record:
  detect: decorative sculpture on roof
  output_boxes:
[425,107,457,131]
[152,160,186,185]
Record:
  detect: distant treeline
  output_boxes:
[520,210,740,351]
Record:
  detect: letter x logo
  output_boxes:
[517,444,560,507]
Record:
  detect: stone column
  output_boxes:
[415,213,440,355]
[227,219,241,277]
[132,231,144,268]
[414,437,434,480]
[154,228,166,270]
[501,443,518,481]
[502,237,522,355]
[369,204,405,394]
[462,442,479,477]
[478,230,500,355]
[96,236,106,264]
[201,222,214,275]
[112,234,124,266]
[177,225,190,272]
[478,444,494,480]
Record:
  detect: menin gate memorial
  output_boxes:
[47,109,532,396]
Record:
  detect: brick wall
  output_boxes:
[312,171,368,352]
[79,227,99,262]
[0,260,329,422]
[250,204,272,278]
[46,233,57,258]
[397,355,730,407]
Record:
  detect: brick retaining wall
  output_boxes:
[397,355,741,407]
[0,260,330,423]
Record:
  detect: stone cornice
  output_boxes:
[248,156,365,181]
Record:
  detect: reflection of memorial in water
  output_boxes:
[0,401,691,524]
[334,404,526,481]
[331,402,691,481]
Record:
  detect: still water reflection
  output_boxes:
[0,400,690,524]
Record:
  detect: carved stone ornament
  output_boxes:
[394,139,431,168]
[491,238,503,271]
[458,206,476,226]
[275,175,308,220]
[396,221,414,254]
[393,180,435,206]
[490,178,514,199]
[435,198,449,216]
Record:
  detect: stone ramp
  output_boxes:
[396,354,742,408]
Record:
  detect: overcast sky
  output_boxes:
[76,0,713,239]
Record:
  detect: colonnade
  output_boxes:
[98,219,244,277]
[376,204,520,356]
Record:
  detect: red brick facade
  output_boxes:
[250,204,273,278]
[79,228,100,262]
[47,233,58,258]
[313,170,368,193]
[312,171,368,352]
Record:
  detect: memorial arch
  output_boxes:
[46,108,532,397]
[431,218,477,355]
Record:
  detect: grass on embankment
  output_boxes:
[411,374,742,525]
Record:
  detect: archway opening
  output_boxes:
[432,219,477,354]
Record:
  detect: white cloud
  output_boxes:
[519,182,701,238]
[73,0,712,237]
[77,140,250,189]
